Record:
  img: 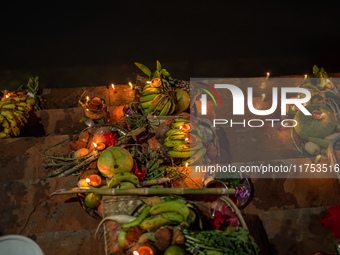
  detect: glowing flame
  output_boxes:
[304,74,308,79]
[86,178,90,183]
[111,83,115,88]
[5,95,8,99]
[146,81,151,84]
[266,72,270,79]
[86,96,90,102]
[321,112,325,117]
[185,162,188,168]
[185,137,189,142]
[133,252,139,255]
[179,126,183,130]
[93,142,97,149]
[129,82,133,88]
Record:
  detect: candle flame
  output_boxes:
[146,81,151,84]
[262,93,265,98]
[185,137,189,142]
[133,251,139,255]
[86,178,90,183]
[304,74,308,79]
[179,126,183,130]
[5,95,8,99]
[266,72,270,78]
[86,96,90,101]
[111,84,115,88]
[321,112,325,117]
[185,162,188,168]
[93,142,97,149]
[129,82,133,87]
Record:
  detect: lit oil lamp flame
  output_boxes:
[86,178,90,184]
[179,126,183,130]
[304,74,308,79]
[86,96,90,102]
[266,72,270,79]
[129,82,133,88]
[262,93,266,102]
[5,95,8,99]
[185,162,188,168]
[133,252,139,255]
[185,137,189,142]
[314,154,322,164]
[111,83,116,93]
[93,142,98,149]
[146,81,151,84]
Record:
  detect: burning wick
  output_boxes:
[111,83,116,93]
[266,72,270,80]
[5,95,8,99]
[129,82,133,89]
[185,162,189,171]
[262,93,266,102]
[314,154,322,164]
[179,126,183,130]
[93,142,98,153]
[86,96,90,102]
[304,74,308,79]
[146,81,151,84]
[185,137,189,142]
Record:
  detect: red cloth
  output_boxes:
[319,204,340,239]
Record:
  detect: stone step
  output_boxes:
[40,85,135,109]
[19,105,125,137]
[31,229,104,255]
[258,207,335,254]
[0,177,100,236]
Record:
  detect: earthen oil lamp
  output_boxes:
[312,110,325,120]
[133,246,154,255]
[96,142,106,151]
[185,134,198,144]
[86,97,104,111]
[180,122,192,132]
[86,175,102,187]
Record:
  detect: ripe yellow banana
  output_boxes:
[107,172,140,188]
[173,143,203,152]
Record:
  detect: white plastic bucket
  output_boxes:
[0,235,44,255]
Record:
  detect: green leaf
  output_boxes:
[156,60,162,71]
[135,62,151,77]
[96,119,105,124]
[79,115,89,122]
[313,65,319,76]
[160,69,170,77]
[153,70,160,78]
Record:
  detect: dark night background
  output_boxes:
[0,0,340,89]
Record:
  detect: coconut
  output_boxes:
[97,147,134,177]
[294,104,336,139]
[176,89,190,113]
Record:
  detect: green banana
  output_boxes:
[142,84,154,92]
[107,172,140,188]
[146,94,165,113]
[154,97,169,115]
[165,129,186,137]
[140,94,158,103]
[171,121,187,129]
[174,118,190,123]
[185,147,207,165]
[169,134,186,140]
[149,201,190,221]
[168,99,176,115]
[140,212,184,230]
[158,98,172,116]
[188,209,196,224]
[140,101,153,109]
[0,99,11,107]
[121,205,151,231]
[142,88,160,96]
[167,150,191,158]
[164,140,187,148]
[118,182,136,189]
[173,143,203,152]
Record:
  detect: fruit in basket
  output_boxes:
[140,212,184,230]
[294,104,336,139]
[107,172,140,188]
[176,89,190,113]
[164,245,186,255]
[117,182,136,189]
[117,231,130,248]
[304,142,321,155]
[121,206,151,232]
[97,147,134,177]
[149,201,190,221]
[84,193,102,209]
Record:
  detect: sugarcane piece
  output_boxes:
[56,154,99,177]
[43,161,78,178]
[51,187,235,196]
[140,178,171,186]
[116,127,146,145]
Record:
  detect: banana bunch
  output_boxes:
[0,97,30,138]
[139,87,175,116]
[165,118,206,165]
[107,172,140,189]
[121,200,194,232]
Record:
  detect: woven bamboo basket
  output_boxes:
[100,194,248,255]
